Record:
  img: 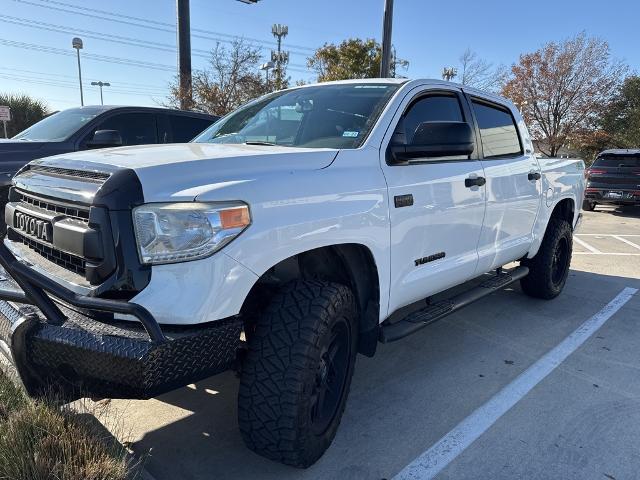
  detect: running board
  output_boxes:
[379,266,529,343]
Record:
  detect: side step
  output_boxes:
[379,266,529,343]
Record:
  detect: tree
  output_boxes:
[502,32,627,157]
[0,93,48,138]
[599,75,640,149]
[168,39,268,116]
[458,49,507,92]
[307,38,407,82]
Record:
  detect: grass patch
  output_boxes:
[0,373,140,480]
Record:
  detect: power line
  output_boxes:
[0,13,311,71]
[31,0,317,53]
[10,0,316,58]
[0,37,178,72]
[0,73,167,98]
[0,66,168,91]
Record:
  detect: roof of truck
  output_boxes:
[598,149,640,156]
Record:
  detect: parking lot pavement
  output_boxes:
[100,206,640,480]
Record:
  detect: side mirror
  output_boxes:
[387,121,475,164]
[86,129,123,149]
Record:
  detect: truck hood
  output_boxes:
[31,143,339,202]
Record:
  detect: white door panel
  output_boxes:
[476,156,541,272]
[386,161,486,314]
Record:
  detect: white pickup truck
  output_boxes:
[0,79,584,467]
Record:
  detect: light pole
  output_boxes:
[261,61,274,89]
[72,37,84,106]
[380,0,394,78]
[91,81,110,105]
[175,0,259,110]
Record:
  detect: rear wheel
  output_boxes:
[582,199,596,211]
[238,280,358,468]
[520,218,572,299]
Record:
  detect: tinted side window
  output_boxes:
[471,101,522,158]
[168,115,215,143]
[403,95,464,144]
[94,113,158,145]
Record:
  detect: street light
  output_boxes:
[260,61,274,87]
[72,37,84,106]
[91,81,110,105]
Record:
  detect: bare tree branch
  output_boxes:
[502,32,627,157]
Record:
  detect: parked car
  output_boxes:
[583,149,640,210]
[0,79,585,468]
[0,105,218,214]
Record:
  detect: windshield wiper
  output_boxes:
[244,141,277,146]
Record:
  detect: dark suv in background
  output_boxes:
[583,149,640,211]
[0,105,218,203]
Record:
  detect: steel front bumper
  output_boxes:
[0,242,243,400]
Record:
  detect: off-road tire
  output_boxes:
[520,218,572,299]
[238,279,358,468]
[582,199,596,211]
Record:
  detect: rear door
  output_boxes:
[468,96,541,273]
[381,86,486,316]
[165,114,216,143]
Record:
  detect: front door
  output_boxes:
[381,88,486,316]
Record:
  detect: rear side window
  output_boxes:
[94,113,158,145]
[169,115,215,143]
[594,155,640,168]
[403,94,464,144]
[472,100,522,158]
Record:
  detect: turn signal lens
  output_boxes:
[220,207,251,229]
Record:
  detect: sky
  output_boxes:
[0,0,638,112]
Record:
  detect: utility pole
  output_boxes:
[380,0,394,78]
[72,37,84,106]
[271,24,289,90]
[91,81,110,105]
[176,0,192,110]
[442,67,458,82]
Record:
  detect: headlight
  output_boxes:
[132,202,250,265]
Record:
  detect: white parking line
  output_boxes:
[393,287,638,480]
[573,236,602,253]
[573,252,640,256]
[612,235,640,251]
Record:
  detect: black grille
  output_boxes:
[18,191,89,222]
[19,235,86,276]
[28,165,110,183]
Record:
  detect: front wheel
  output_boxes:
[520,218,573,299]
[582,199,596,211]
[238,280,358,468]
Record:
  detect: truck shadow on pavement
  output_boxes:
[130,269,640,480]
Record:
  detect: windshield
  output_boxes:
[594,155,640,168]
[13,108,101,142]
[193,83,400,149]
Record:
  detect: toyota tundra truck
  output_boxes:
[0,79,585,468]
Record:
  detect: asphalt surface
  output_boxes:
[98,205,640,480]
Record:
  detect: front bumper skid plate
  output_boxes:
[0,241,243,400]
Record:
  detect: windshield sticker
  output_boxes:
[343,131,359,138]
